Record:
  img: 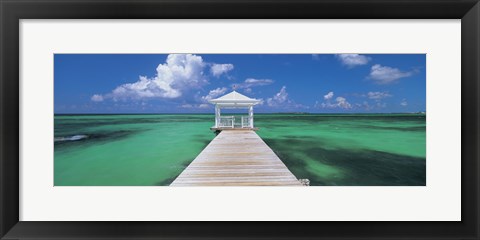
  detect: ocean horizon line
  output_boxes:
[54,112,426,116]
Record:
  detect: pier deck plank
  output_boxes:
[170,130,302,186]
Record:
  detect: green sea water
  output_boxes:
[54,114,426,186]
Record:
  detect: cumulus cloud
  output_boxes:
[400,99,408,106]
[266,86,307,109]
[367,91,392,100]
[91,94,104,102]
[210,63,234,77]
[361,101,373,111]
[369,64,413,84]
[201,87,228,102]
[324,91,334,100]
[267,86,288,107]
[91,54,208,102]
[335,97,352,109]
[336,54,370,67]
[178,87,228,109]
[318,91,352,109]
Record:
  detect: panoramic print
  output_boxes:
[54,54,426,186]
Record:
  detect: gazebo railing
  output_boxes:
[217,116,252,128]
[241,116,251,128]
[218,116,234,128]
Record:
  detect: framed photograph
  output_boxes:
[1,0,479,239]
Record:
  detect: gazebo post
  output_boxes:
[215,105,220,128]
[248,105,254,128]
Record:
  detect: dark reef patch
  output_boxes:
[263,138,426,186]
[54,130,142,147]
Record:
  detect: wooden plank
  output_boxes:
[170,130,302,186]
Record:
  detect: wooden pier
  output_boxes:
[170,130,302,186]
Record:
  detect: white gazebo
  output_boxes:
[208,91,261,130]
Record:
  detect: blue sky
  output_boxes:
[54,54,425,114]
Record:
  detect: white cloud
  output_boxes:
[266,86,307,109]
[367,91,392,100]
[180,103,210,109]
[400,99,408,106]
[335,97,352,109]
[336,54,370,67]
[369,64,413,84]
[178,87,228,109]
[235,78,274,90]
[201,87,228,102]
[181,104,193,108]
[376,102,387,108]
[267,86,288,107]
[91,94,104,102]
[324,91,334,100]
[91,54,208,102]
[210,63,234,77]
[362,101,373,111]
[318,92,352,109]
[244,78,274,86]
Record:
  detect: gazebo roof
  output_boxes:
[209,91,260,106]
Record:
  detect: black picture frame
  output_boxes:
[1,0,479,239]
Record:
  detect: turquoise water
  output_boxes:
[54,114,426,186]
